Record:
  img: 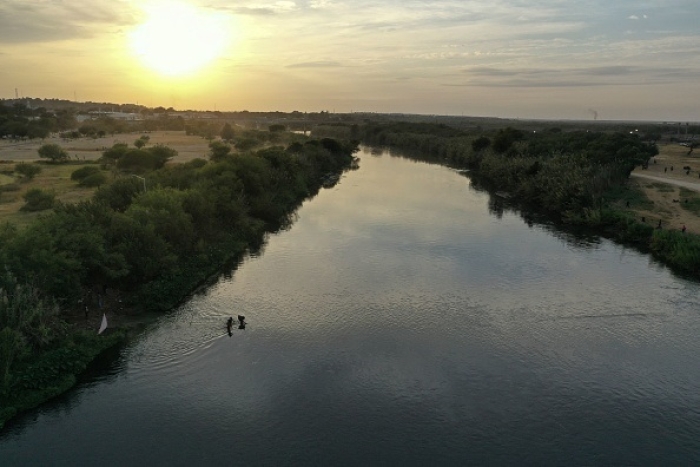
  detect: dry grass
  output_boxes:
[0,162,106,228]
[0,131,211,163]
[629,143,700,233]
[0,131,213,227]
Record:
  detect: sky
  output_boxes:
[1,0,699,121]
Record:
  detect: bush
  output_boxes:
[71,166,100,181]
[14,163,42,180]
[471,136,491,152]
[20,188,55,212]
[235,138,259,151]
[79,172,107,187]
[116,149,159,173]
[37,144,69,163]
[94,177,142,211]
[101,143,129,163]
[269,124,286,132]
[186,158,207,169]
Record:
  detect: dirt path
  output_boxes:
[627,144,700,234]
[631,173,700,193]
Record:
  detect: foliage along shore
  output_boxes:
[0,135,358,429]
[360,122,700,279]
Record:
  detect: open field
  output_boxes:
[628,143,700,234]
[0,131,213,226]
[0,131,211,163]
[0,161,107,227]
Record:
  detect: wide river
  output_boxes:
[2,148,700,465]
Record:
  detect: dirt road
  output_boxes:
[627,144,700,233]
[631,172,700,193]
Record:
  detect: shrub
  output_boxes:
[37,144,69,163]
[471,136,491,152]
[20,188,55,212]
[116,149,159,173]
[14,163,42,180]
[71,166,100,181]
[79,172,107,187]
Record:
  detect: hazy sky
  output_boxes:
[1,0,699,120]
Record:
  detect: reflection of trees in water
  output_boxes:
[2,341,127,435]
[466,171,604,251]
[210,194,308,285]
[372,147,608,252]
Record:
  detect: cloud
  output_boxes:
[228,7,278,16]
[286,60,342,68]
[456,64,699,88]
[628,15,639,20]
[308,0,331,8]
[0,0,133,44]
[223,1,297,16]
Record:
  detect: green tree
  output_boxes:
[116,149,160,173]
[209,140,231,161]
[269,124,286,133]
[221,123,235,142]
[21,188,55,211]
[37,144,69,163]
[101,143,130,164]
[134,135,150,149]
[492,127,524,153]
[71,166,100,182]
[235,138,259,152]
[79,172,107,187]
[146,144,177,167]
[471,136,491,152]
[0,327,25,388]
[94,177,142,211]
[14,163,42,181]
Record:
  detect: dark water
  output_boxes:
[2,148,700,466]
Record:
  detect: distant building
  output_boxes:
[77,111,142,122]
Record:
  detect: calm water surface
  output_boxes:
[2,148,700,466]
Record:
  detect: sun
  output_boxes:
[129,1,230,77]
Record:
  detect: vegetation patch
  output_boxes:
[0,329,125,430]
[606,184,654,210]
[20,188,55,211]
[71,166,101,182]
[679,189,700,215]
[0,173,15,185]
[0,183,20,193]
[0,131,358,426]
[650,182,675,192]
[362,122,700,280]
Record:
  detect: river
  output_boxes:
[1,147,700,465]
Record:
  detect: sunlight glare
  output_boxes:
[130,1,230,77]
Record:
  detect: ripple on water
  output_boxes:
[3,149,700,465]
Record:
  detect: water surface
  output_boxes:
[2,148,700,465]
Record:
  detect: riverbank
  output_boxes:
[627,143,700,234]
[0,237,251,430]
[0,329,126,430]
[0,137,359,430]
[361,123,700,279]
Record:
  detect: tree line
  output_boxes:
[0,135,358,425]
[361,122,700,278]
